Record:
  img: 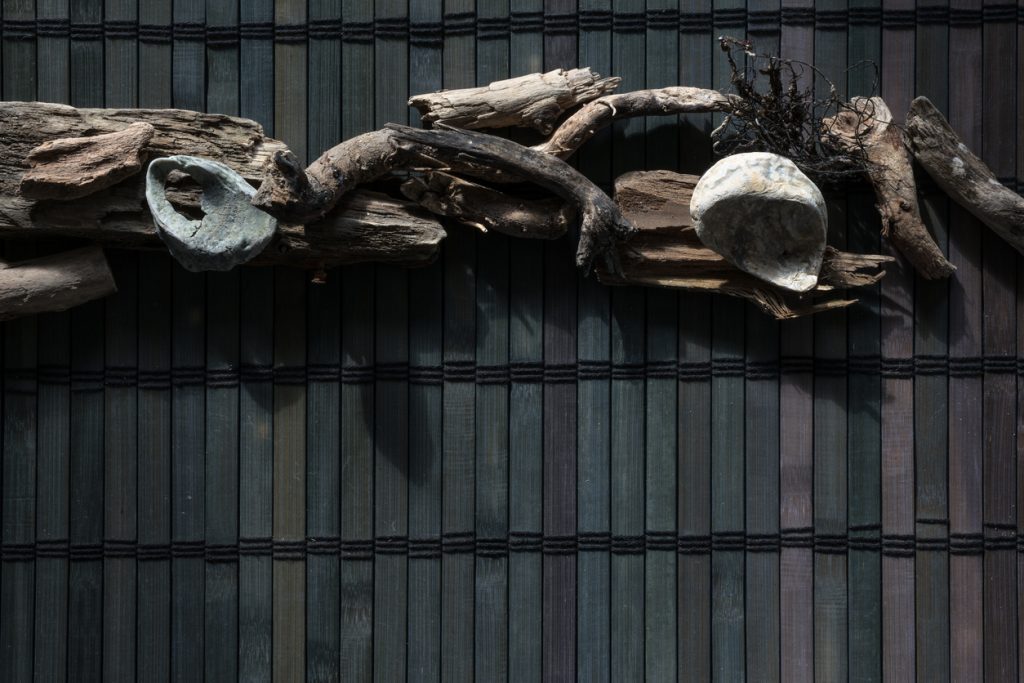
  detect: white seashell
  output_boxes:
[145,155,277,272]
[690,152,827,293]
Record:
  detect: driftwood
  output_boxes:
[254,124,635,272]
[599,171,892,319]
[534,87,736,159]
[825,97,955,279]
[0,246,116,319]
[409,68,620,134]
[905,96,1024,255]
[400,172,572,239]
[0,102,444,269]
[20,121,155,200]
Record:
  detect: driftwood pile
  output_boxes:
[0,64,1019,320]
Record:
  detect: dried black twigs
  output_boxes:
[712,37,879,185]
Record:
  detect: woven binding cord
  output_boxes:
[3,354,1021,394]
[0,523,1010,562]
[2,7,1020,44]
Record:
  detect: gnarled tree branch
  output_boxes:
[253,124,636,273]
[409,67,620,134]
[824,96,954,278]
[533,87,737,159]
[905,96,1024,255]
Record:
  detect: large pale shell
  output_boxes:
[145,155,276,272]
[689,152,827,292]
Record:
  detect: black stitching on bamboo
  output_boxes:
[2,8,1021,45]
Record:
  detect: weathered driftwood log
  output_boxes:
[600,171,892,319]
[0,246,116,319]
[20,121,155,200]
[254,124,635,272]
[905,96,1024,254]
[400,172,573,239]
[409,68,620,134]
[533,87,737,159]
[824,97,955,279]
[0,102,444,268]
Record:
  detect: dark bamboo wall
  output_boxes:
[0,0,1020,680]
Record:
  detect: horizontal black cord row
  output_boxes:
[3,355,1021,391]
[0,7,1019,46]
[1,527,1016,561]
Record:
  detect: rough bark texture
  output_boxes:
[254,123,635,272]
[409,67,621,134]
[401,172,573,239]
[533,87,737,159]
[905,96,1024,254]
[268,190,446,268]
[20,121,155,200]
[0,246,116,319]
[601,170,892,318]
[825,96,955,278]
[0,102,443,268]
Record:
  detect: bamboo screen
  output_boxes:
[0,0,1020,681]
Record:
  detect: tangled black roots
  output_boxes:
[712,36,879,186]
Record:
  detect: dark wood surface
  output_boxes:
[0,4,1018,681]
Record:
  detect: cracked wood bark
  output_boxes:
[408,67,621,134]
[400,172,573,239]
[533,87,737,159]
[600,171,892,318]
[0,246,116,319]
[824,96,955,279]
[20,121,155,200]
[253,123,635,272]
[0,102,444,268]
[905,96,1024,255]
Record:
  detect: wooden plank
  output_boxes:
[645,288,678,683]
[981,0,1019,676]
[914,8,951,681]
[778,5,815,679]
[169,2,206,679]
[169,260,206,683]
[339,265,374,683]
[65,1,104,677]
[104,253,139,683]
[338,4,374,677]
[507,5,544,681]
[474,5,510,679]
[441,1,477,679]
[238,3,274,681]
[813,18,849,681]
[0,218,37,683]
[577,2,613,680]
[880,0,917,673]
[68,299,104,682]
[102,1,139,678]
[205,265,240,683]
[407,1,444,679]
[137,253,174,683]
[609,5,646,679]
[203,4,240,680]
[610,286,646,682]
[306,2,342,680]
[677,6,713,680]
[32,2,71,678]
[271,1,308,681]
[743,7,781,682]
[272,267,307,683]
[542,3,578,679]
[238,266,275,683]
[846,4,883,680]
[372,4,410,679]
